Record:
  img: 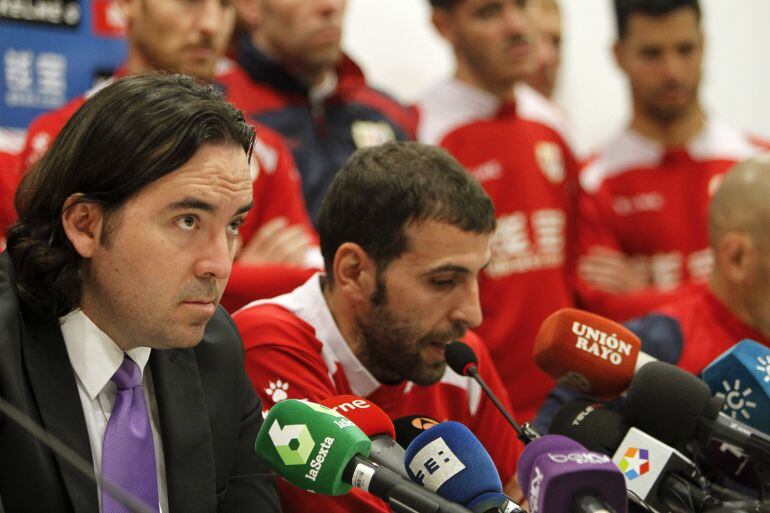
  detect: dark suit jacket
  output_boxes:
[0,253,282,513]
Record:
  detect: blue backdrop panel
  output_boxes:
[0,0,126,129]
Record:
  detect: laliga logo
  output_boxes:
[547,452,611,465]
[572,322,633,366]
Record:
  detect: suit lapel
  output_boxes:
[22,315,99,513]
[150,348,216,513]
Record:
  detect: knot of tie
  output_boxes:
[111,355,142,390]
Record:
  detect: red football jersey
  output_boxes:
[0,128,24,251]
[16,67,320,309]
[233,274,523,513]
[577,123,770,321]
[417,81,580,422]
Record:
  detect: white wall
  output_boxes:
[342,0,770,152]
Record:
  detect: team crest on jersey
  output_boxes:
[351,120,396,149]
[535,141,565,184]
[265,379,290,403]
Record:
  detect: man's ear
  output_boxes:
[60,194,105,258]
[431,8,455,44]
[718,231,756,284]
[331,242,378,304]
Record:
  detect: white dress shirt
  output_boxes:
[60,309,168,513]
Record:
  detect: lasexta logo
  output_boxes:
[268,420,315,465]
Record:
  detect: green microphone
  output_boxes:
[255,399,372,495]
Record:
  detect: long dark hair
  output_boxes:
[7,73,255,319]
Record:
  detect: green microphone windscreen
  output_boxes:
[255,399,372,495]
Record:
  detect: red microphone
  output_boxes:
[319,395,407,478]
[533,308,656,398]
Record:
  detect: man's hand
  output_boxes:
[237,217,314,266]
[577,246,647,294]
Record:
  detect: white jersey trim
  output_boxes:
[239,273,483,412]
[416,79,578,156]
[581,121,765,193]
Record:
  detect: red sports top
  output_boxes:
[577,123,770,321]
[233,274,523,513]
[417,80,580,421]
[16,66,320,310]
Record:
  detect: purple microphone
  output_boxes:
[517,435,628,513]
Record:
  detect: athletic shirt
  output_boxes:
[417,80,580,421]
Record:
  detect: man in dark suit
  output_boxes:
[0,73,282,513]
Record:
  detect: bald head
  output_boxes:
[710,154,770,250]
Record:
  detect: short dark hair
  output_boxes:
[429,0,460,8]
[7,73,255,319]
[614,0,701,39]
[317,141,496,284]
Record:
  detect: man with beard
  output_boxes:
[17,0,320,311]
[416,0,581,422]
[576,0,770,321]
[233,142,524,513]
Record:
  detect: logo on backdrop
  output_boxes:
[618,447,650,480]
[4,48,67,110]
[0,0,81,27]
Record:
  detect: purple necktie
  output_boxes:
[101,355,159,513]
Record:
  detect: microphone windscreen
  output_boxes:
[548,400,628,455]
[518,435,628,513]
[404,421,501,506]
[255,399,371,495]
[534,308,642,398]
[446,341,478,376]
[624,361,712,448]
[702,339,770,434]
[319,395,396,439]
[394,415,439,448]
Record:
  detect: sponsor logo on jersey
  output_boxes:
[612,192,664,216]
[469,159,502,183]
[351,120,395,149]
[535,141,564,184]
[571,322,633,365]
[486,209,566,277]
[618,447,650,480]
[0,0,81,26]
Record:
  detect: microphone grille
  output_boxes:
[446,341,478,376]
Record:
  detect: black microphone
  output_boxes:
[393,415,440,449]
[625,361,770,468]
[0,394,155,513]
[445,341,538,444]
[550,399,754,513]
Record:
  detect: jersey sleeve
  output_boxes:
[233,304,338,410]
[574,183,695,321]
[239,125,317,245]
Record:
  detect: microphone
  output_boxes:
[445,341,538,444]
[533,308,656,398]
[394,415,440,449]
[404,421,526,513]
[319,394,409,478]
[516,434,627,513]
[625,361,770,467]
[550,400,746,513]
[700,339,770,489]
[702,339,770,432]
[254,399,473,513]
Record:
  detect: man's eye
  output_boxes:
[176,215,198,231]
[432,279,456,288]
[228,218,245,236]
